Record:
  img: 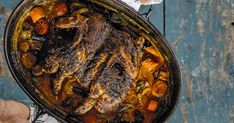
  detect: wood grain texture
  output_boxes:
[0,0,233,122]
[162,0,234,123]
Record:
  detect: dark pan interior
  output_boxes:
[4,0,181,122]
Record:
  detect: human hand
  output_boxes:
[0,100,29,123]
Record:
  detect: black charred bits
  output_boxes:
[61,97,72,107]
[134,109,145,123]
[72,86,89,98]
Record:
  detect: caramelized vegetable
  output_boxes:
[136,80,149,93]
[126,95,139,105]
[139,46,164,83]
[144,46,164,63]
[64,79,78,95]
[30,7,46,23]
[137,87,151,106]
[121,108,135,122]
[19,41,29,53]
[72,8,89,15]
[20,30,32,39]
[158,66,170,81]
[35,76,58,104]
[69,2,87,13]
[35,18,49,35]
[21,53,37,69]
[139,58,162,83]
[71,2,87,8]
[116,103,135,122]
[29,41,43,51]
[147,100,158,112]
[31,65,43,76]
[55,2,68,17]
[117,103,133,115]
[152,81,168,98]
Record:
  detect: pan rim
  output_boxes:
[4,0,181,122]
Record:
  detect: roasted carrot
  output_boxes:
[30,7,46,23]
[152,81,168,98]
[31,65,43,76]
[147,100,158,112]
[35,18,49,35]
[55,2,68,17]
[19,41,29,53]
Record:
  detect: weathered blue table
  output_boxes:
[0,0,233,122]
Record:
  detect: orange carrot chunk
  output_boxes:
[55,2,68,17]
[30,7,46,23]
[35,18,49,35]
[147,100,158,112]
[19,41,29,53]
[152,81,168,98]
[31,65,43,76]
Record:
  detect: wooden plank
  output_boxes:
[165,0,234,123]
[139,3,164,34]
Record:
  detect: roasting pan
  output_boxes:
[4,0,181,122]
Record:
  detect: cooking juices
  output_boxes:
[17,0,172,122]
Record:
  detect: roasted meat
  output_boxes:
[41,13,143,114]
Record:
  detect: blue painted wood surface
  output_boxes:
[0,0,233,122]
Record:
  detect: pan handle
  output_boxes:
[28,103,46,122]
[139,4,154,21]
[28,103,59,123]
[138,1,166,36]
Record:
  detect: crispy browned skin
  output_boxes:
[75,29,141,114]
[43,14,111,95]
[42,13,143,114]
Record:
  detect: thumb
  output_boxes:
[0,100,29,121]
